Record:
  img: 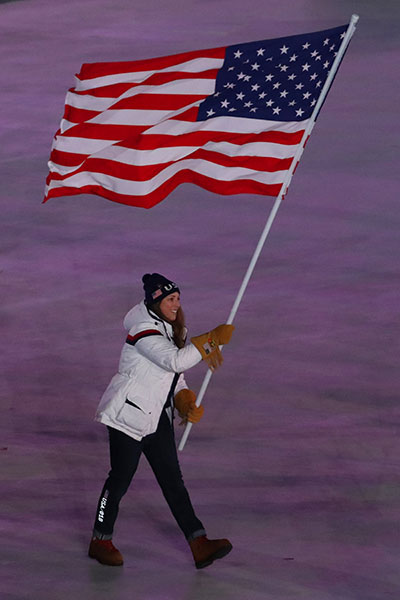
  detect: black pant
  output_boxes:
[93,410,205,541]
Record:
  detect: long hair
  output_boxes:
[149,303,186,349]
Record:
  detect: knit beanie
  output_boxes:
[142,273,180,305]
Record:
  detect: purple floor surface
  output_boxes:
[1,1,399,599]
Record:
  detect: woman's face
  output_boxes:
[159,292,181,321]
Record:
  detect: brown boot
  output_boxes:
[88,537,124,566]
[189,535,232,569]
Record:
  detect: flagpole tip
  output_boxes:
[351,14,360,24]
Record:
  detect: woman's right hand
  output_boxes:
[190,324,234,371]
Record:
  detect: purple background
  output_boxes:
[1,1,399,598]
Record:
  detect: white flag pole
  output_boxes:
[178,14,359,452]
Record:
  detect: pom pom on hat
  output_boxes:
[142,273,180,305]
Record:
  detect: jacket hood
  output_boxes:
[123,301,150,332]
[123,300,171,335]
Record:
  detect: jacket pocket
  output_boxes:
[116,398,151,435]
[125,399,143,410]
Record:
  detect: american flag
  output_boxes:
[44,23,349,208]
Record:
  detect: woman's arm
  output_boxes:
[135,334,202,373]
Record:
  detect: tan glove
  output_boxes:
[174,389,204,424]
[191,324,235,371]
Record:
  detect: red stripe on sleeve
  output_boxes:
[126,329,163,345]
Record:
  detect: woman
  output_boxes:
[89,273,234,569]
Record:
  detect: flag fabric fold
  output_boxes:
[44,23,349,208]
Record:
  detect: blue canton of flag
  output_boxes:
[198,25,348,122]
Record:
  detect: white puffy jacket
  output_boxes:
[95,301,202,440]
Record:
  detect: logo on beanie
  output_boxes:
[152,289,163,299]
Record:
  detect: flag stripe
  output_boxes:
[75,57,225,91]
[102,93,208,111]
[46,157,288,198]
[51,127,303,157]
[50,128,304,159]
[49,152,294,183]
[51,139,296,174]
[55,123,147,141]
[69,67,220,99]
[45,170,282,208]
[66,74,218,111]
[48,129,303,175]
[63,93,209,126]
[77,46,225,80]
[62,107,100,124]
[142,115,307,136]
[122,128,305,149]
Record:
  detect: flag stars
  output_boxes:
[340,31,346,39]
[201,30,347,122]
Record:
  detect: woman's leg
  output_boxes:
[93,426,142,538]
[143,411,205,540]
